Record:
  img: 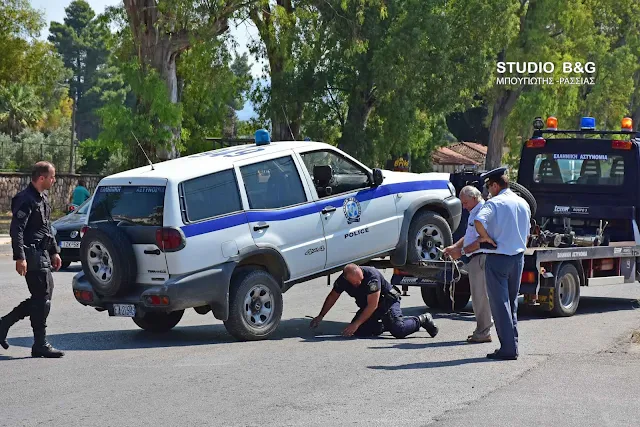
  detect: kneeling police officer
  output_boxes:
[0,161,64,358]
[310,264,439,338]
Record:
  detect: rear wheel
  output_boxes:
[551,263,581,316]
[133,310,184,333]
[435,282,471,312]
[224,269,283,341]
[420,287,440,308]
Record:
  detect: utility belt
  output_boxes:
[24,236,54,272]
[378,286,402,314]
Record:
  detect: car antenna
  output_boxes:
[131,131,154,170]
[281,105,295,140]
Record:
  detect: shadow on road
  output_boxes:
[3,317,354,352]
[367,340,468,350]
[368,356,490,370]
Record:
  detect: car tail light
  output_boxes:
[155,227,185,252]
[612,140,632,150]
[80,225,89,238]
[526,138,546,148]
[393,268,408,276]
[145,295,170,306]
[521,271,536,284]
[74,290,94,302]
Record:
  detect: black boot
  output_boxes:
[31,330,64,358]
[418,313,439,338]
[0,300,31,350]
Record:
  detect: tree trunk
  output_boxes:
[338,85,375,162]
[485,88,522,170]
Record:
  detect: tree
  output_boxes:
[0,84,43,138]
[483,0,599,169]
[48,0,110,141]
[121,0,249,160]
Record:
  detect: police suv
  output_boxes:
[72,131,461,340]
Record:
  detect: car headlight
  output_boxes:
[447,182,456,197]
[51,225,57,236]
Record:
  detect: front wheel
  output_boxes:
[133,310,184,333]
[224,269,283,341]
[407,211,453,264]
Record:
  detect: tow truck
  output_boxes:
[381,115,640,317]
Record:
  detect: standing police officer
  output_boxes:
[474,167,531,360]
[310,264,439,338]
[0,161,64,358]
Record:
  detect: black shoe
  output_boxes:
[418,313,439,338]
[486,349,517,360]
[32,342,65,358]
[0,318,9,350]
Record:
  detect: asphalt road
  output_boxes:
[1,256,639,427]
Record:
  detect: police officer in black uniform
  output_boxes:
[310,264,439,338]
[0,161,64,358]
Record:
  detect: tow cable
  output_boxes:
[436,248,463,311]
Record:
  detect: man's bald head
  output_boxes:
[31,161,56,192]
[343,263,364,285]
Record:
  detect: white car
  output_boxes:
[72,131,461,340]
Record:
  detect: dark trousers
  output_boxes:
[352,301,421,338]
[2,270,54,337]
[484,253,524,357]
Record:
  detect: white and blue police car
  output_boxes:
[72,131,461,340]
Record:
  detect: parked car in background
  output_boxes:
[52,196,92,269]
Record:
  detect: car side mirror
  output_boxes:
[372,168,384,186]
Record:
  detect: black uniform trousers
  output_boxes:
[6,269,54,335]
[352,301,421,338]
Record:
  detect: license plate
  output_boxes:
[113,304,136,317]
[60,241,81,248]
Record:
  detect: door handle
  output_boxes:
[322,206,336,214]
[253,223,270,231]
[144,249,161,255]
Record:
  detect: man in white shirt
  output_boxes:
[444,185,493,343]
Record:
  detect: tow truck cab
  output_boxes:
[517,116,640,245]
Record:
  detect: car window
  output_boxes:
[182,169,243,222]
[300,150,370,198]
[240,156,307,209]
[89,185,165,226]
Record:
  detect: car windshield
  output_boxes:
[76,198,92,214]
[532,153,624,186]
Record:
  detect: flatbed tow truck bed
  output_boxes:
[368,240,640,316]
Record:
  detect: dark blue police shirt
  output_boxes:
[333,266,392,309]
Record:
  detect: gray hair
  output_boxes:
[460,185,482,201]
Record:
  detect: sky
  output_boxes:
[30,0,261,119]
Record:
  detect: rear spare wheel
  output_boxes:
[80,224,138,297]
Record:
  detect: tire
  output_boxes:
[435,283,471,312]
[80,224,138,297]
[61,260,71,269]
[407,211,453,264]
[551,263,581,317]
[510,182,537,217]
[420,287,440,309]
[224,269,283,341]
[133,310,184,333]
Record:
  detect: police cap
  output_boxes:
[480,166,508,184]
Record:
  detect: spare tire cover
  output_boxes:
[80,223,138,297]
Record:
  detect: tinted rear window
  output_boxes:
[532,153,624,186]
[182,169,242,222]
[89,185,165,226]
